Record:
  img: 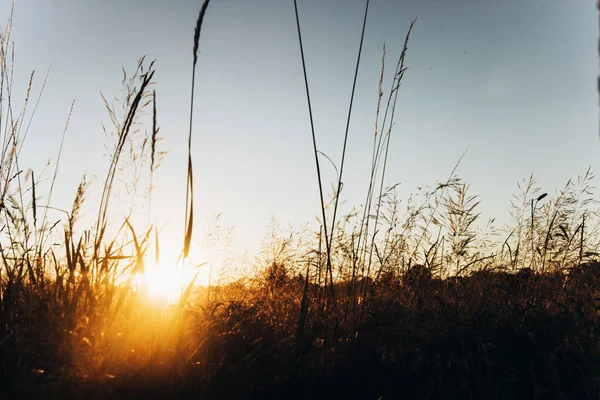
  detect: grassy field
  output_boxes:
[2,1,600,399]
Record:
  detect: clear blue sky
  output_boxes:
[2,0,598,264]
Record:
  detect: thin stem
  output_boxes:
[329,0,370,254]
[293,0,335,307]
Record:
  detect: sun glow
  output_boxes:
[132,259,209,305]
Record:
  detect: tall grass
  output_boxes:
[184,0,211,261]
[292,0,337,311]
[0,2,600,399]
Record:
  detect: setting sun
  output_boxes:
[130,254,216,304]
[132,260,200,304]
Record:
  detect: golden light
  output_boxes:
[132,262,190,305]
[131,258,214,305]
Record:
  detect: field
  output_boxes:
[2,1,600,399]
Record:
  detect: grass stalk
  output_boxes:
[360,19,415,317]
[328,0,370,260]
[293,0,336,308]
[184,0,211,260]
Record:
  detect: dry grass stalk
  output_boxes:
[184,0,211,260]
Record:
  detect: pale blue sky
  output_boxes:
[2,0,598,262]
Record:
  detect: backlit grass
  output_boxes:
[1,2,600,399]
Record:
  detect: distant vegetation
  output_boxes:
[2,1,600,398]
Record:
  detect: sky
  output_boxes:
[1,0,598,273]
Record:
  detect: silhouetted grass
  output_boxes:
[1,2,600,399]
